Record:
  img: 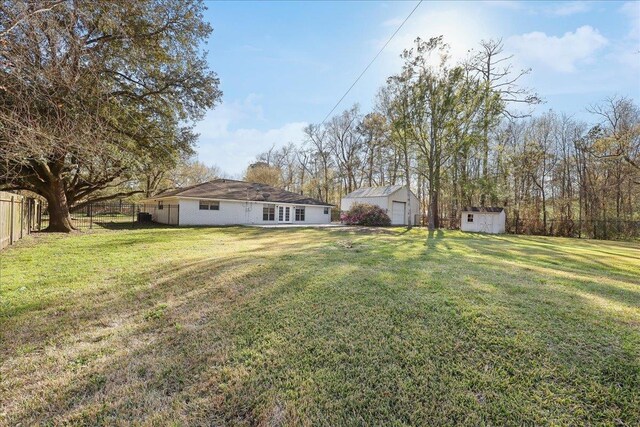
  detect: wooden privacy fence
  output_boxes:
[0,191,42,250]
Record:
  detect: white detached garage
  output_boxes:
[340,185,419,225]
[460,207,506,234]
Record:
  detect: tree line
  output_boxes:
[245,37,639,235]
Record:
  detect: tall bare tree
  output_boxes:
[469,39,541,206]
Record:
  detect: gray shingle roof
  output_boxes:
[462,207,504,213]
[343,185,404,198]
[153,179,333,206]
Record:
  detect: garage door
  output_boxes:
[391,201,406,225]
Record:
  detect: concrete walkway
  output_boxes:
[247,223,345,228]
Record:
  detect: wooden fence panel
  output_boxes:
[0,191,40,250]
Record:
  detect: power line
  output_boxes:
[319,0,423,126]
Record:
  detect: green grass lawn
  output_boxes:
[1,226,638,425]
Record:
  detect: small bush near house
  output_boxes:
[340,203,391,226]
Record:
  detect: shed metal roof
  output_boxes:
[343,185,404,198]
[461,207,504,213]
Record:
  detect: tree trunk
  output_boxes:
[428,189,438,231]
[481,130,489,207]
[44,179,75,232]
[432,189,440,229]
[428,165,437,231]
[541,188,547,234]
[404,148,412,229]
[368,147,374,187]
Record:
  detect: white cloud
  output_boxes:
[481,1,524,11]
[194,96,307,176]
[550,1,591,16]
[619,1,640,40]
[507,26,608,73]
[606,3,640,73]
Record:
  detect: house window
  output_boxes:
[295,207,305,221]
[200,200,220,210]
[467,214,474,223]
[158,201,163,210]
[263,204,275,221]
[324,207,329,214]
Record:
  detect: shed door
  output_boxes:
[479,214,493,233]
[391,201,406,225]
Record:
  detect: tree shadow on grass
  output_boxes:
[425,229,444,250]
[2,228,639,425]
[1,254,286,424]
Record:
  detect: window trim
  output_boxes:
[295,207,305,222]
[263,204,275,221]
[199,200,220,211]
[467,213,474,223]
[323,207,329,215]
[158,201,163,210]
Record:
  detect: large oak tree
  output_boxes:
[0,0,221,231]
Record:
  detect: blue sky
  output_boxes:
[195,1,640,176]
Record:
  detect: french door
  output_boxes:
[278,206,292,223]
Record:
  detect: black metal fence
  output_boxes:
[415,216,460,229]
[415,215,639,240]
[39,201,180,230]
[507,218,640,240]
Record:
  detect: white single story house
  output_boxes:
[141,179,333,226]
[460,207,506,234]
[340,185,419,225]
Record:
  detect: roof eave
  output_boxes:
[141,195,334,207]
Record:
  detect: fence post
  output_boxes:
[132,203,136,227]
[89,203,93,229]
[9,195,14,245]
[20,197,24,239]
[168,204,171,225]
[26,199,30,235]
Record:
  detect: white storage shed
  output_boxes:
[460,207,506,234]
